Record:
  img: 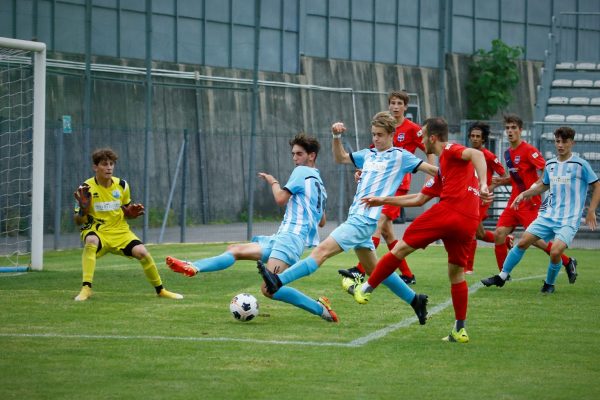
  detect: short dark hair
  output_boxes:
[554,126,575,141]
[388,90,409,106]
[423,117,448,141]
[468,121,490,141]
[503,114,523,129]
[91,148,118,165]
[289,133,320,158]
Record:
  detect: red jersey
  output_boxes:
[437,143,480,219]
[481,147,505,186]
[394,118,424,191]
[420,176,441,198]
[504,141,545,211]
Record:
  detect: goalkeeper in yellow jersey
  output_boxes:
[73,148,183,301]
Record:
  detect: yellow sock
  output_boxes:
[82,243,97,284]
[140,254,162,288]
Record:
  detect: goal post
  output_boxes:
[0,37,46,271]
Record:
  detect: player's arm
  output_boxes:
[258,172,291,206]
[331,122,352,164]
[361,192,432,208]
[492,174,511,186]
[415,161,438,176]
[511,180,549,209]
[585,181,600,230]
[462,148,493,203]
[73,184,91,225]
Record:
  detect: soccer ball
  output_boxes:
[230,293,259,322]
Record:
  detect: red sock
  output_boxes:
[544,241,570,266]
[372,236,380,249]
[368,252,401,289]
[494,243,508,272]
[386,240,414,277]
[466,239,477,271]
[451,281,468,321]
[356,263,366,274]
[482,231,495,243]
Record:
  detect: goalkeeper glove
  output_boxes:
[74,185,91,216]
[122,203,145,218]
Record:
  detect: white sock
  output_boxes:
[499,271,509,280]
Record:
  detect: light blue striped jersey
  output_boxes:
[539,155,599,228]
[277,165,327,247]
[349,147,423,220]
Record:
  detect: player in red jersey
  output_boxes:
[338,91,435,285]
[353,117,492,343]
[464,122,507,274]
[491,115,576,278]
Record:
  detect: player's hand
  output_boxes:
[122,203,145,218]
[511,193,525,210]
[585,209,597,231]
[354,169,362,184]
[73,185,91,215]
[257,172,277,186]
[479,183,494,204]
[331,122,346,135]
[360,196,385,207]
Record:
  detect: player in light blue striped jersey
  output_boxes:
[167,134,337,322]
[482,126,599,293]
[258,111,438,322]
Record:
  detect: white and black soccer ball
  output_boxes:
[230,293,259,322]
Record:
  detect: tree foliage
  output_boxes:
[466,39,523,120]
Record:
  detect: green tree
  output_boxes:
[466,39,523,120]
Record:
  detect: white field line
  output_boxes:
[0,274,545,348]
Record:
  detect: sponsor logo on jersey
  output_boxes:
[424,178,435,187]
[417,130,423,137]
[363,160,387,173]
[532,152,539,158]
[550,175,571,184]
[467,186,481,196]
[94,201,122,212]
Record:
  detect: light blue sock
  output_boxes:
[192,252,236,273]
[502,246,526,275]
[545,261,562,285]
[278,257,319,285]
[382,273,416,304]
[272,286,322,316]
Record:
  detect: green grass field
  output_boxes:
[1,243,599,399]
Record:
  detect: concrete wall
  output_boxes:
[42,52,542,234]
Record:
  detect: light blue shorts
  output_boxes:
[251,232,305,266]
[329,214,378,252]
[526,215,578,247]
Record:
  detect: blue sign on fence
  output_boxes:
[62,115,72,134]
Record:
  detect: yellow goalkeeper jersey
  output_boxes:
[75,176,132,233]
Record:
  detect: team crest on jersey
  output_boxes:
[112,190,121,198]
[397,133,405,142]
[514,156,521,164]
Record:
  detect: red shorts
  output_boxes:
[403,204,479,268]
[496,207,538,229]
[381,188,409,220]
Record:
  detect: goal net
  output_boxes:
[0,38,46,271]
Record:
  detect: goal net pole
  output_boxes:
[0,37,46,271]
